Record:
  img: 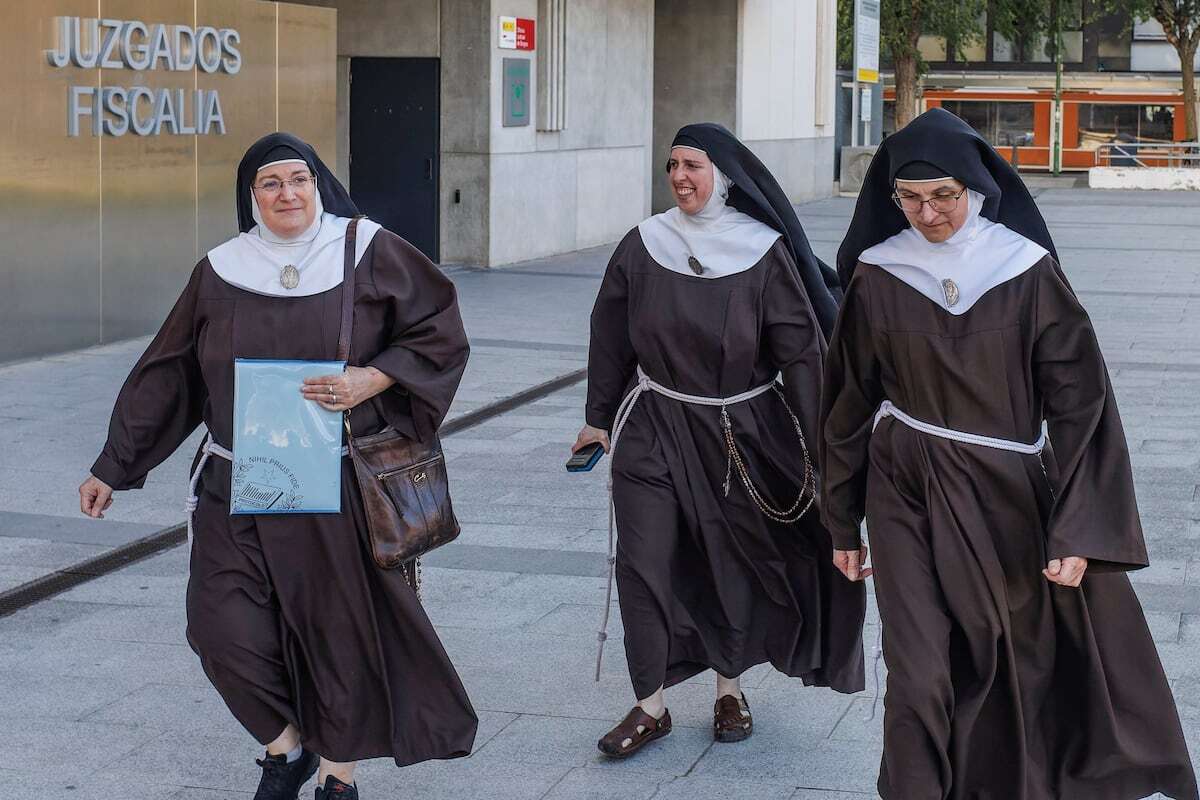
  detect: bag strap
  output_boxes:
[336,216,363,363]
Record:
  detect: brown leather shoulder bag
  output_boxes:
[338,218,461,575]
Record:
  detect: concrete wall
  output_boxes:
[1090,166,1200,191]
[440,0,493,264]
[736,0,837,203]
[296,0,440,57]
[649,0,837,212]
[470,0,655,265]
[651,0,739,212]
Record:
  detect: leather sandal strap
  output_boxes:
[600,707,666,752]
[714,694,751,730]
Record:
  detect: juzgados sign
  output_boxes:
[47,16,240,136]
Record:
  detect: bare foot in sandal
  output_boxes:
[713,693,753,742]
[597,706,672,758]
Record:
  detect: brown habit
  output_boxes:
[92,230,478,765]
[820,255,1197,800]
[587,231,866,699]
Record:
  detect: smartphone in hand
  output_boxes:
[565,442,606,472]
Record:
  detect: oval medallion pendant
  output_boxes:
[686,255,705,275]
[280,264,300,290]
[941,278,960,308]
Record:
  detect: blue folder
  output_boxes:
[231,359,346,514]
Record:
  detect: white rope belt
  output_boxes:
[872,400,1046,454]
[185,432,349,540]
[593,367,784,681]
[859,400,1047,723]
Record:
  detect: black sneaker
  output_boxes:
[314,775,359,799]
[253,749,319,800]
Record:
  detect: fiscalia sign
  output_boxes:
[46,16,240,136]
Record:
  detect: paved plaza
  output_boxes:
[2,185,1199,798]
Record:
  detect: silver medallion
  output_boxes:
[280,264,300,290]
[687,255,704,275]
[941,278,960,308]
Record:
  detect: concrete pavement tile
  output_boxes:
[472,712,712,778]
[92,732,270,794]
[0,720,162,778]
[57,571,190,607]
[1146,611,1184,644]
[691,735,882,793]
[0,563,52,591]
[0,671,146,723]
[828,697,884,743]
[2,631,206,686]
[81,682,245,739]
[542,766,671,799]
[351,753,570,800]
[646,775,800,799]
[0,537,108,568]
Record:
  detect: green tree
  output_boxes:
[1094,0,1200,139]
[839,0,987,128]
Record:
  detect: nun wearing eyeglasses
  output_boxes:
[821,108,1197,800]
[78,133,477,800]
[572,123,865,759]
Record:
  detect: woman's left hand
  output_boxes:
[1043,556,1088,587]
[301,366,395,412]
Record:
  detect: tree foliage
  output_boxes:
[1094,0,1200,138]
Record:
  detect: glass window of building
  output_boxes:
[919,35,949,62]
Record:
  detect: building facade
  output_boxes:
[880,6,1196,171]
[2,0,838,363]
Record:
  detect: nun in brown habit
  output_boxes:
[79,133,477,800]
[573,123,865,759]
[821,108,1197,800]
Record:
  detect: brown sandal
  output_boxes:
[713,693,753,742]
[597,706,672,758]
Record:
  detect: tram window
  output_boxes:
[1076,103,1174,144]
[940,101,1036,148]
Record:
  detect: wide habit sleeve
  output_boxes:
[584,234,638,432]
[762,245,826,462]
[818,270,883,551]
[365,232,470,444]
[1033,258,1148,571]
[91,263,207,490]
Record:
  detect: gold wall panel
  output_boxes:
[0,1,102,362]
[99,0,198,341]
[0,0,337,362]
[196,0,278,255]
[278,4,337,162]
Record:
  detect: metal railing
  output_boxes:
[1094,141,1200,168]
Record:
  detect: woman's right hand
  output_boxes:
[572,424,611,454]
[79,475,114,519]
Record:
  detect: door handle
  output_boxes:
[425,158,433,181]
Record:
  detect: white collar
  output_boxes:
[637,163,780,278]
[859,190,1048,314]
[207,213,383,297]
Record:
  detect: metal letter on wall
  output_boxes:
[502,57,530,127]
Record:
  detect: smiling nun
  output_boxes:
[572,123,865,759]
[79,133,477,800]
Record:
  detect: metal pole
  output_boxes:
[851,0,861,147]
[1052,1,1063,175]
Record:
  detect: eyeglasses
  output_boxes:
[892,186,967,214]
[253,175,316,194]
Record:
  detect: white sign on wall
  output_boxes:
[498,15,517,49]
